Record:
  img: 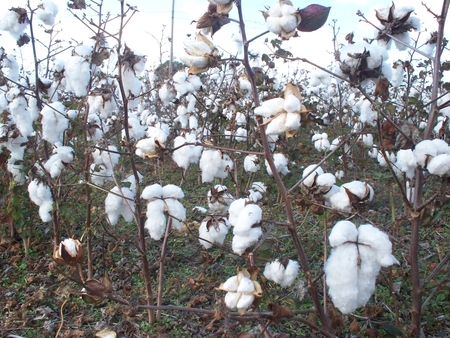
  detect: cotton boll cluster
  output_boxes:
[312,133,330,152]
[0,8,29,40]
[172,132,203,170]
[207,185,235,213]
[121,50,145,109]
[135,126,168,159]
[199,149,234,183]
[141,184,186,240]
[232,204,263,255]
[263,1,301,40]
[64,47,92,97]
[264,259,300,287]
[44,145,74,178]
[180,32,219,75]
[198,215,230,249]
[325,220,399,314]
[265,153,290,176]
[105,186,135,225]
[28,179,54,222]
[40,101,69,145]
[90,144,120,185]
[36,0,59,26]
[217,268,262,314]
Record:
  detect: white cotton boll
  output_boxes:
[183,40,211,55]
[28,180,53,222]
[228,198,247,227]
[235,112,246,125]
[302,164,324,188]
[281,4,296,16]
[377,150,396,167]
[145,200,167,240]
[329,220,358,247]
[232,228,262,255]
[254,98,285,117]
[265,153,290,176]
[358,223,399,267]
[208,185,234,213]
[283,260,300,287]
[393,33,411,51]
[279,14,298,33]
[172,134,202,170]
[368,147,378,159]
[313,134,330,152]
[359,100,377,126]
[268,3,282,17]
[105,186,135,225]
[432,139,450,155]
[198,217,229,248]
[366,44,388,70]
[266,113,287,135]
[335,170,344,180]
[222,275,239,292]
[391,62,404,87]
[135,138,156,158]
[179,54,209,69]
[41,101,68,145]
[2,54,19,81]
[90,164,112,185]
[234,127,247,142]
[36,0,59,26]
[323,185,340,205]
[44,146,74,178]
[64,55,91,97]
[413,140,437,167]
[164,198,186,230]
[239,77,252,92]
[162,184,184,199]
[427,154,450,177]
[395,149,416,179]
[125,113,145,141]
[0,10,28,40]
[341,181,373,201]
[316,173,336,188]
[237,293,255,311]
[9,95,34,137]
[199,149,221,183]
[233,204,262,236]
[224,292,241,309]
[285,111,301,133]
[142,184,163,200]
[329,190,352,212]
[247,189,262,203]
[361,134,373,146]
[325,242,359,314]
[251,182,265,194]
[266,16,282,35]
[244,155,260,173]
[237,277,255,293]
[158,83,177,105]
[39,200,54,222]
[283,95,301,113]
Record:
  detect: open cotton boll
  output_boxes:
[198,216,229,249]
[124,113,145,141]
[36,0,59,26]
[359,100,377,126]
[283,96,300,114]
[41,101,69,145]
[64,54,91,97]
[264,259,299,287]
[312,133,330,152]
[377,150,396,167]
[361,134,373,147]
[301,164,324,188]
[316,173,336,188]
[329,220,358,247]
[329,190,352,212]
[172,134,203,170]
[105,186,135,225]
[413,140,437,168]
[285,112,301,132]
[0,9,28,40]
[233,204,262,236]
[266,113,287,135]
[395,149,416,179]
[432,139,450,155]
[265,153,290,176]
[44,146,74,178]
[164,198,186,230]
[145,200,167,240]
[162,184,184,199]
[228,198,247,227]
[266,16,282,35]
[244,155,260,173]
[391,61,405,87]
[358,223,399,267]
[158,83,177,105]
[28,179,54,222]
[232,228,262,255]
[341,181,374,201]
[325,243,359,314]
[9,95,34,137]
[234,127,247,142]
[427,154,450,177]
[279,14,298,34]
[141,184,163,200]
[254,98,285,118]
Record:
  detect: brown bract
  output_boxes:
[196,3,231,36]
[53,238,84,265]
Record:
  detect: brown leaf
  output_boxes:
[11,7,28,24]
[349,318,359,333]
[268,303,294,320]
[381,120,396,151]
[374,77,390,102]
[196,4,230,36]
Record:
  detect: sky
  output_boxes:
[0,0,449,74]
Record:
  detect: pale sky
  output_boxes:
[0,0,448,73]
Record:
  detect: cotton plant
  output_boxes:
[105,185,135,225]
[264,258,300,287]
[43,144,74,178]
[324,220,399,314]
[199,149,234,183]
[28,179,54,222]
[232,204,263,255]
[141,184,186,240]
[217,268,262,315]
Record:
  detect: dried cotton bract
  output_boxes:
[217,268,262,315]
[324,221,399,314]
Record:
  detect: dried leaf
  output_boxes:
[268,303,294,320]
[374,77,390,102]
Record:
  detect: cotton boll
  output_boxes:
[358,223,399,267]
[341,181,373,201]
[237,276,255,293]
[361,134,373,146]
[329,220,358,247]
[228,198,247,227]
[325,243,359,314]
[266,113,287,135]
[0,9,28,40]
[301,164,324,188]
[232,228,262,255]
[224,291,241,309]
[329,190,352,212]
[265,153,289,176]
[36,0,59,26]
[44,146,74,178]
[254,98,285,118]
[316,173,336,188]
[141,184,163,200]
[266,16,282,35]
[432,139,450,155]
[390,61,404,87]
[237,293,254,311]
[359,100,377,126]
[413,140,437,168]
[64,54,91,97]
[395,149,416,179]
[162,184,184,199]
[41,101,68,145]
[244,155,260,173]
[279,14,298,34]
[233,204,262,236]
[105,186,135,225]
[427,154,450,177]
[28,179,54,222]
[9,95,34,137]
[164,198,186,230]
[144,200,167,240]
[198,216,229,249]
[285,112,301,132]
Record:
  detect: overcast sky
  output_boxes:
[0,0,449,72]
